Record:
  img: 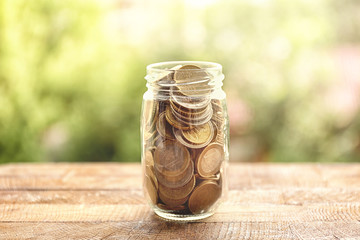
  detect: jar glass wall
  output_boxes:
[141,61,229,221]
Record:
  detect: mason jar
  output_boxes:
[141,61,229,221]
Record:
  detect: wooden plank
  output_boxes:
[0,163,359,239]
[0,163,140,177]
[1,163,360,190]
[0,175,141,190]
[0,221,360,240]
[1,202,359,223]
[2,163,359,180]
[0,190,146,204]
[1,188,360,205]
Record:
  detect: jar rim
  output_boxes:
[146,61,222,73]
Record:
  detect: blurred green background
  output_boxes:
[1,0,360,163]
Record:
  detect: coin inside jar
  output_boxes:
[156,112,175,140]
[144,175,158,205]
[188,180,221,214]
[171,92,211,110]
[154,140,190,174]
[144,150,154,167]
[165,105,192,130]
[155,159,194,188]
[181,122,214,145]
[157,203,187,211]
[143,100,158,126]
[153,65,183,98]
[173,122,215,149]
[196,143,224,178]
[170,99,208,116]
[145,165,158,190]
[159,174,195,200]
[159,191,189,208]
[170,101,212,121]
[171,104,213,126]
[173,65,211,97]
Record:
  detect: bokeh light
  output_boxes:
[0,0,359,163]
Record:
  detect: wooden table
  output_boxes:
[0,163,359,239]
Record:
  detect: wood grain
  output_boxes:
[0,163,359,239]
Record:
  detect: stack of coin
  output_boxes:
[142,64,226,215]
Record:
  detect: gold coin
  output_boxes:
[144,150,154,167]
[210,120,218,143]
[159,191,189,208]
[171,103,213,126]
[143,101,158,142]
[188,180,221,214]
[157,203,186,211]
[196,143,224,178]
[159,174,195,200]
[173,65,211,97]
[172,110,213,127]
[154,140,190,176]
[148,133,162,148]
[209,120,225,144]
[211,99,225,128]
[155,158,194,188]
[153,65,182,97]
[170,100,210,119]
[156,112,175,140]
[143,127,157,142]
[142,100,158,128]
[144,175,158,205]
[171,92,211,110]
[154,64,183,84]
[173,127,211,149]
[211,99,223,110]
[181,122,214,145]
[165,105,192,130]
[195,173,221,181]
[145,165,158,190]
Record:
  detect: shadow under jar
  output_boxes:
[141,61,229,221]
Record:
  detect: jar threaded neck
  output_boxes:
[145,61,224,96]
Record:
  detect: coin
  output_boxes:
[157,203,187,211]
[173,122,215,149]
[171,104,213,126]
[159,174,195,200]
[172,110,213,127]
[173,127,210,149]
[149,133,163,147]
[155,159,194,188]
[153,65,182,98]
[165,105,192,130]
[170,99,209,116]
[196,143,224,178]
[144,150,154,167]
[144,175,158,205]
[159,191,189,208]
[143,100,158,142]
[188,180,221,214]
[173,65,211,97]
[171,92,211,110]
[195,173,221,181]
[143,100,158,128]
[145,165,158,190]
[211,99,225,129]
[156,112,175,140]
[154,140,190,176]
[181,122,214,145]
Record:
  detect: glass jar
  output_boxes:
[141,61,229,221]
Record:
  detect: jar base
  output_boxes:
[154,207,214,221]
